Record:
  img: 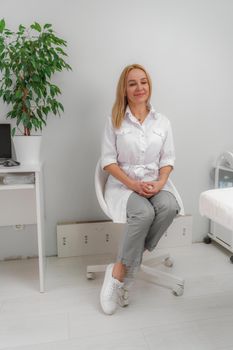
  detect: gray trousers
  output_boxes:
[117,190,180,268]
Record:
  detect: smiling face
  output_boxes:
[125,68,150,106]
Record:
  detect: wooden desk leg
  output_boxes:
[35,170,46,292]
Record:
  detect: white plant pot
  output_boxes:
[13,136,42,165]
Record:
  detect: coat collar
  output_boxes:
[125,103,157,121]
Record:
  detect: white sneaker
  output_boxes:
[100,264,124,315]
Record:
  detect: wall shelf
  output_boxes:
[0,184,35,191]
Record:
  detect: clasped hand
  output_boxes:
[132,180,164,198]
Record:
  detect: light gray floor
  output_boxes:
[0,242,233,350]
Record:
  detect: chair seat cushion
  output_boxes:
[199,188,233,231]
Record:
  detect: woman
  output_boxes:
[100,64,181,315]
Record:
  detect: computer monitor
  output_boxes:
[0,124,12,160]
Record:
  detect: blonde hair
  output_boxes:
[112,64,152,128]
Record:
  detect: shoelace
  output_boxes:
[118,288,129,300]
[118,287,129,307]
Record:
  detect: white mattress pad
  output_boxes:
[199,188,233,231]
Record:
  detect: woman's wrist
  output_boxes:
[156,179,166,189]
[127,178,137,191]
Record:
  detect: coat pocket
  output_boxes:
[115,128,132,136]
[153,128,165,139]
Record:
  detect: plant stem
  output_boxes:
[22,87,30,136]
[24,127,30,136]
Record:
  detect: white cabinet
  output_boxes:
[209,165,233,254]
[0,164,45,292]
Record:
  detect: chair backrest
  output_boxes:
[167,178,185,215]
[95,159,112,219]
[95,159,185,219]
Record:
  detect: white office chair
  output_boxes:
[87,160,185,296]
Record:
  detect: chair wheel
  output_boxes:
[164,257,173,267]
[203,236,212,244]
[86,272,95,280]
[230,255,233,264]
[172,284,184,296]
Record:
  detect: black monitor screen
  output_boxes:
[0,124,12,159]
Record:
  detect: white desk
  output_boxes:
[0,164,45,292]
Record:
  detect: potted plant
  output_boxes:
[0,19,71,164]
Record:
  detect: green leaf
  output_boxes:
[15,90,24,99]
[0,18,5,33]
[5,78,12,87]
[37,108,42,118]
[55,47,67,56]
[16,116,21,126]
[31,59,37,70]
[6,110,13,118]
[19,24,26,30]
[18,24,26,33]
[50,85,55,97]
[30,22,41,32]
[4,29,13,36]
[25,99,31,109]
[22,111,29,121]
[41,106,48,116]
[58,102,64,112]
[44,23,52,29]
[44,68,51,78]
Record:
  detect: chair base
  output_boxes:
[86,253,185,296]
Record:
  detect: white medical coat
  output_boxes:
[101,105,184,223]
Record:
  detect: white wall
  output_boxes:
[0,0,233,257]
